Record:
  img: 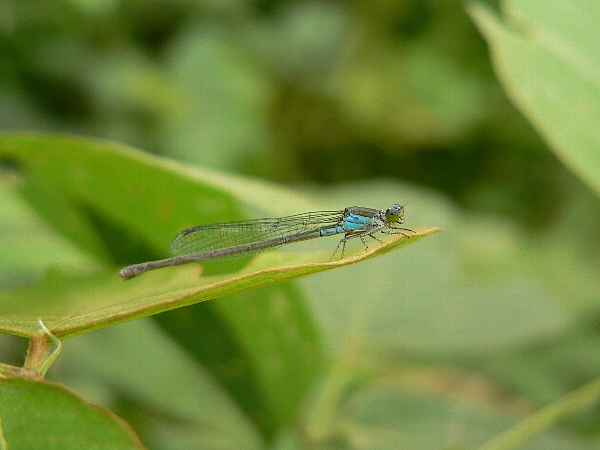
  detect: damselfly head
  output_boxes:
[385,204,405,224]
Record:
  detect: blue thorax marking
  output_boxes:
[344,213,373,228]
[319,213,375,236]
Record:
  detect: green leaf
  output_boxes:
[0,133,437,340]
[154,282,325,438]
[0,133,437,441]
[0,183,98,288]
[0,230,434,340]
[0,132,244,264]
[468,1,600,197]
[0,377,144,450]
[59,319,264,449]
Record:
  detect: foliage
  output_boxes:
[0,0,599,449]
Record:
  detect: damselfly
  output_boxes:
[119,204,412,280]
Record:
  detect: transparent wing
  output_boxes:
[170,210,346,256]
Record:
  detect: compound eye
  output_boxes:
[385,206,400,222]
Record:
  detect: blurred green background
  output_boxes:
[2,0,597,227]
[1,0,600,448]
